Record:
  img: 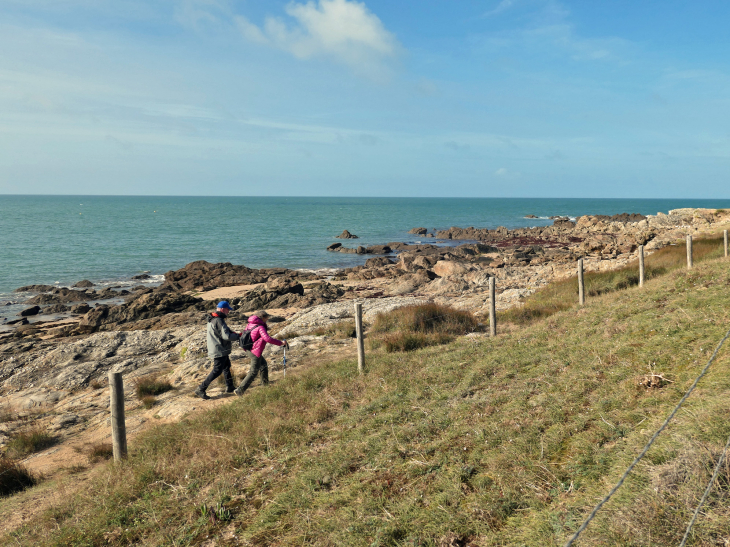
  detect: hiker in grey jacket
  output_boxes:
[195,301,241,400]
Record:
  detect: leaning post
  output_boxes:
[354,302,365,375]
[488,277,497,337]
[639,245,645,288]
[724,229,728,258]
[687,234,693,269]
[108,371,127,461]
[578,258,585,306]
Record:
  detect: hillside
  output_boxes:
[3,252,730,546]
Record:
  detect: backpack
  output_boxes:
[239,328,255,351]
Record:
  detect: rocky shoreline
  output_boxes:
[1,207,728,476]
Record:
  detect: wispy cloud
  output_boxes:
[235,0,402,79]
[482,0,514,17]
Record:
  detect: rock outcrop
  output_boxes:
[335,230,359,239]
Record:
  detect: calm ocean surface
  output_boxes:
[2,196,730,300]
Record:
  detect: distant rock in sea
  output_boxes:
[335,230,359,239]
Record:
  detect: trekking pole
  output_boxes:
[283,346,287,377]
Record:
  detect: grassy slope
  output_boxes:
[5,256,730,546]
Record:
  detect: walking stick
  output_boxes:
[283,345,287,377]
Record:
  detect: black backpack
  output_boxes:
[239,328,254,351]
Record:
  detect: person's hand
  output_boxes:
[283,339,289,349]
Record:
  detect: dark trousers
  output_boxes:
[237,354,269,393]
[200,355,234,392]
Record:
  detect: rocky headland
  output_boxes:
[1,207,728,479]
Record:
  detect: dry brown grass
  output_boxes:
[5,429,56,458]
[0,457,36,497]
[85,443,114,464]
[133,374,174,398]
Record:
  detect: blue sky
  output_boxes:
[0,0,728,197]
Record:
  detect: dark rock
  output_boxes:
[365,245,392,255]
[162,260,315,292]
[264,278,305,296]
[80,305,110,328]
[132,273,151,280]
[71,303,92,314]
[19,306,41,317]
[408,227,428,235]
[26,288,94,305]
[72,280,94,288]
[365,257,395,267]
[43,304,70,314]
[553,219,575,229]
[14,284,57,293]
[524,214,538,219]
[326,243,343,251]
[6,317,29,326]
[335,230,359,239]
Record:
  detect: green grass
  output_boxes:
[5,430,56,458]
[4,251,730,546]
[499,234,726,326]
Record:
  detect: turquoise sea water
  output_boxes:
[2,196,730,302]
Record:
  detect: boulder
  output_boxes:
[132,273,151,280]
[72,280,94,288]
[18,306,41,317]
[43,304,70,314]
[326,243,343,251]
[26,288,94,305]
[432,261,470,278]
[365,245,392,255]
[71,303,92,314]
[162,260,314,292]
[408,227,428,235]
[335,230,359,239]
[553,219,576,229]
[264,278,305,296]
[13,284,56,293]
[365,257,395,268]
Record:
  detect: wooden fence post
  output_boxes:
[686,234,693,269]
[578,258,585,306]
[108,371,127,461]
[354,302,365,375]
[489,277,497,337]
[724,230,728,258]
[639,245,645,288]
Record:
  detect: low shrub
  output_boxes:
[311,321,357,339]
[0,457,36,497]
[86,443,114,464]
[134,374,174,398]
[89,379,103,390]
[6,429,56,458]
[370,304,479,352]
[0,405,16,423]
[140,395,157,409]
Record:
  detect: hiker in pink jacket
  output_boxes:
[234,310,288,396]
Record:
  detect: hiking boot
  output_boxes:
[234,386,245,396]
[194,387,211,400]
[225,386,235,394]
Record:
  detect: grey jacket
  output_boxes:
[206,313,241,358]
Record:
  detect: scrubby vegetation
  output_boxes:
[133,373,174,398]
[0,457,36,497]
[85,443,114,464]
[3,239,730,546]
[500,234,726,326]
[311,320,357,339]
[370,303,480,352]
[5,429,56,458]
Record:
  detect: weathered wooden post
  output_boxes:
[638,245,645,288]
[489,277,497,337]
[108,371,127,461]
[354,302,365,375]
[686,234,693,269]
[578,258,585,306]
[724,229,728,258]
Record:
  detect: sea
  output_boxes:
[2,196,729,323]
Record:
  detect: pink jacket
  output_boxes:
[246,315,284,357]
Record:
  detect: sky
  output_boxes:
[0,0,729,198]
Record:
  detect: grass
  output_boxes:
[85,443,114,464]
[499,234,726,326]
[5,430,56,458]
[0,458,36,497]
[369,304,480,352]
[4,244,730,546]
[140,395,157,409]
[311,320,357,339]
[0,405,16,423]
[133,374,174,398]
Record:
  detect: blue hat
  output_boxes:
[217,301,232,310]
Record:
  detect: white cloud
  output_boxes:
[235,0,401,78]
[495,167,508,176]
